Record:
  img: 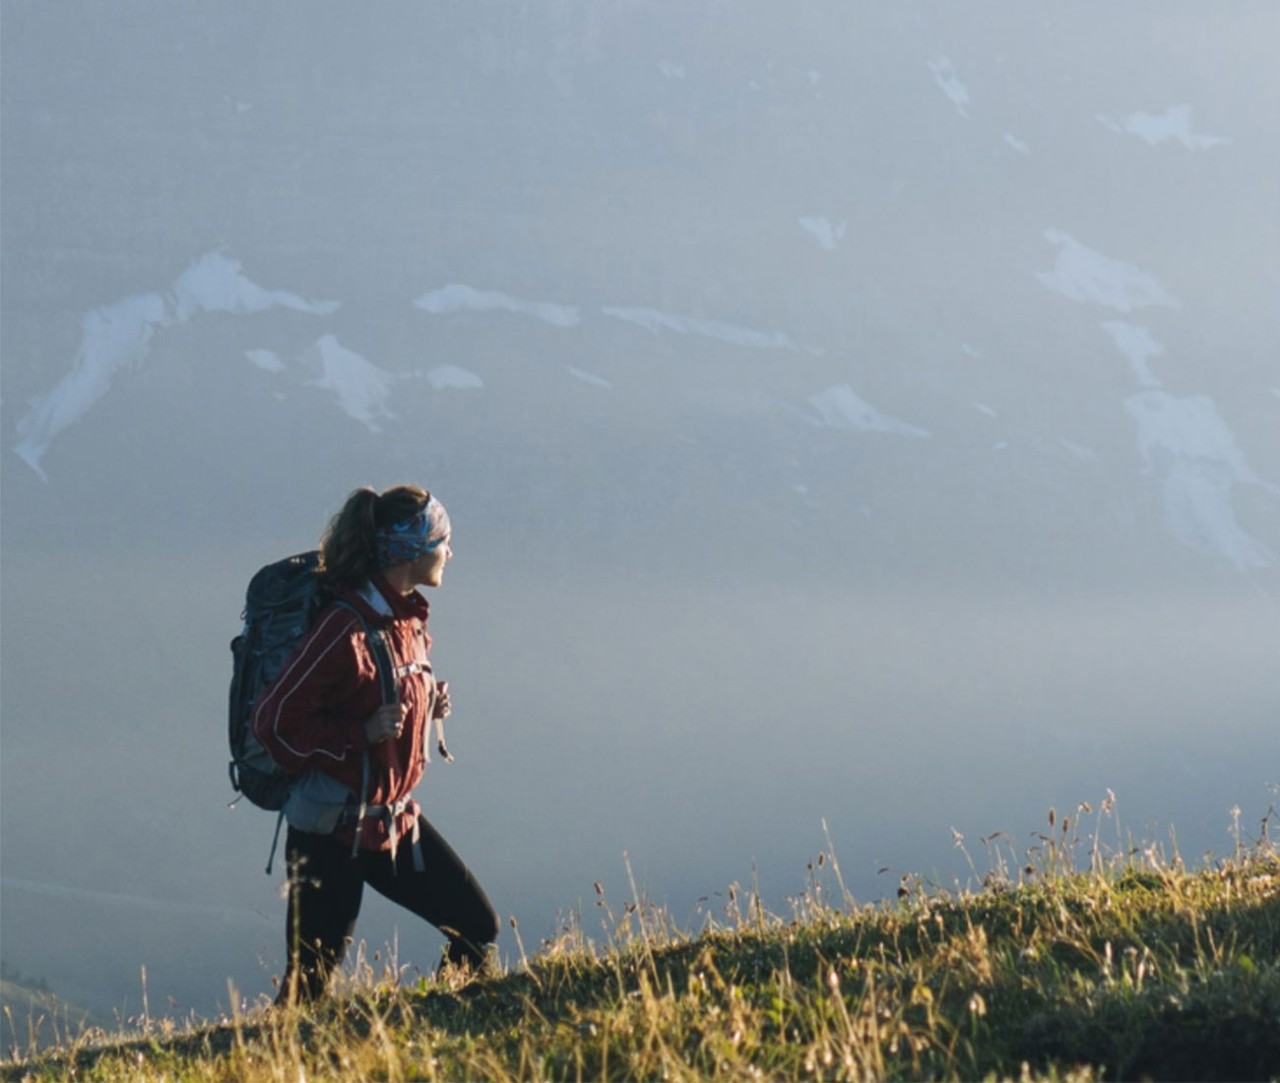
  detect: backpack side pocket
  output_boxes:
[283,771,356,835]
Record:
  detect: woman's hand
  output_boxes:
[364,703,406,744]
[433,680,452,721]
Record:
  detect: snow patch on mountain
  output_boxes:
[601,306,795,350]
[12,253,338,477]
[13,293,167,477]
[414,285,794,350]
[927,58,970,118]
[805,385,930,437]
[425,365,484,391]
[566,366,612,389]
[1090,293,1269,573]
[1036,231,1179,313]
[1125,391,1276,569]
[245,348,286,373]
[302,335,395,432]
[798,216,847,251]
[169,252,339,321]
[414,284,581,328]
[1097,105,1231,150]
[1061,440,1098,462]
[1102,320,1164,387]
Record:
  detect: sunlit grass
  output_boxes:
[5,797,1279,1082]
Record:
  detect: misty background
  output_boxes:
[2,1,1277,1032]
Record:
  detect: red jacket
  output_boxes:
[252,575,437,852]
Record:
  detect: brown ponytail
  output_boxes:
[318,484,430,588]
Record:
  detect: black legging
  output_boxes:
[279,814,498,1003]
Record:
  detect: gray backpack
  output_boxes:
[228,550,393,811]
[227,551,396,872]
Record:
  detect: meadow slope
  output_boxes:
[6,824,1279,1082]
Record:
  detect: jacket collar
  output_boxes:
[340,574,431,626]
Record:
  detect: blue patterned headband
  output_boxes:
[374,496,451,569]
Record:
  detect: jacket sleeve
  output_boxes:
[251,606,373,773]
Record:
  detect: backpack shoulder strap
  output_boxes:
[331,598,396,857]
[333,599,396,705]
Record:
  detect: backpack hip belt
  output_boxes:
[338,797,425,874]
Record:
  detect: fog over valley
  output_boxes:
[1,1,1277,1032]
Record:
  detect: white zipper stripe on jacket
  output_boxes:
[353,582,427,873]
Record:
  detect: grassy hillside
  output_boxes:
[0,976,95,1064]
[5,814,1279,1082]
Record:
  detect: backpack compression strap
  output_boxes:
[336,602,397,860]
[353,617,427,873]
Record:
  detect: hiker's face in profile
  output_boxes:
[412,538,452,588]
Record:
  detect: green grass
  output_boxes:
[5,805,1279,1082]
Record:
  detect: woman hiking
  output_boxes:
[253,484,498,1004]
